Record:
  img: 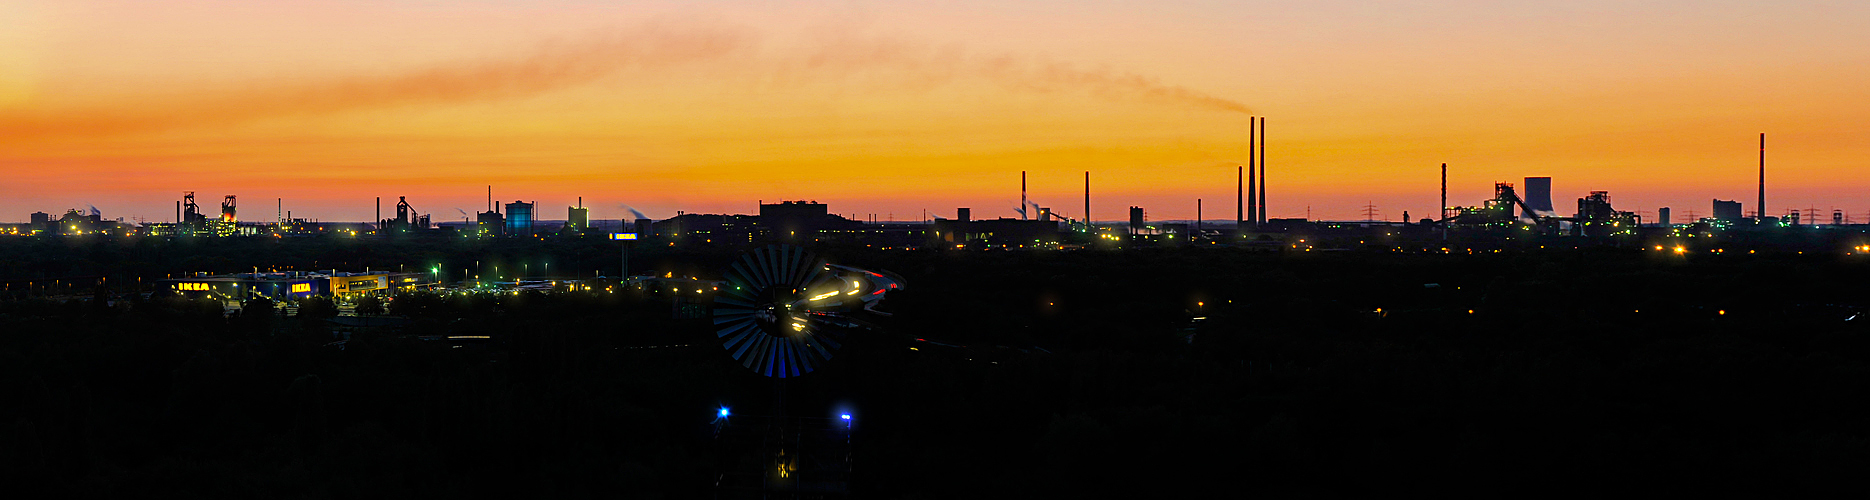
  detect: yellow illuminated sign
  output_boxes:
[178,283,209,291]
[290,283,311,293]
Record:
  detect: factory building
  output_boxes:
[1573,191,1638,238]
[653,213,761,243]
[758,201,863,240]
[164,271,434,301]
[1712,199,1744,222]
[567,206,589,232]
[505,201,535,237]
[383,196,431,232]
[30,208,133,237]
[476,209,505,238]
[931,207,1061,247]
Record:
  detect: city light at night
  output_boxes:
[3,2,1868,496]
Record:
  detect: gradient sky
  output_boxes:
[3,0,1868,223]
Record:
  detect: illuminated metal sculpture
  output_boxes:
[712,244,903,377]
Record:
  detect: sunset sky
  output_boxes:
[3,0,1867,223]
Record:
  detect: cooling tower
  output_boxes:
[1522,177,1554,218]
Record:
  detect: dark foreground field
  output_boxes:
[3,241,1868,496]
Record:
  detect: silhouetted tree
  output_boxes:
[355,295,384,316]
[242,296,275,315]
[298,295,338,318]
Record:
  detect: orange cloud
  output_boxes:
[1,22,1254,147]
[0,24,753,142]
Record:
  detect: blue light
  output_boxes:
[840,414,851,420]
[719,408,730,417]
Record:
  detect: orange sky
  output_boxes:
[3,0,1868,223]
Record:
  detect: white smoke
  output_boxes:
[620,204,648,220]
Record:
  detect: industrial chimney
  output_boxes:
[1758,133,1766,220]
[1257,117,1267,224]
[1247,116,1256,229]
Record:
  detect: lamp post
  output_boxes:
[610,233,638,281]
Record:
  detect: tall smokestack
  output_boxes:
[1021,171,1028,220]
[1758,132,1766,219]
[1440,163,1449,240]
[1196,198,1202,234]
[376,197,381,230]
[1441,163,1448,221]
[1084,171,1091,230]
[1258,117,1267,224]
[1248,116,1256,229]
[487,185,492,212]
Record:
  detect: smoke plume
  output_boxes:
[620,205,648,220]
[0,22,1250,142]
[0,23,753,140]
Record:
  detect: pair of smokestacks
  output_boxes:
[1237,117,1266,229]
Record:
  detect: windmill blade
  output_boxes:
[774,245,797,287]
[775,341,793,377]
[733,256,770,288]
[731,333,764,362]
[720,324,757,348]
[713,310,757,325]
[792,246,812,286]
[722,332,757,355]
[769,245,790,286]
[720,333,756,355]
[722,275,757,299]
[743,336,772,372]
[736,254,766,290]
[801,334,834,361]
[753,248,778,288]
[785,341,806,377]
[755,247,777,288]
[795,266,825,294]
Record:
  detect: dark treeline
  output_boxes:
[3,242,1869,496]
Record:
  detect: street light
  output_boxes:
[611,233,637,279]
